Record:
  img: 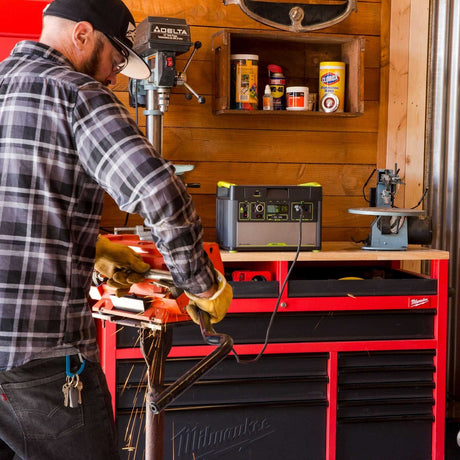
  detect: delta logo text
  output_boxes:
[321,72,340,85]
[172,417,274,458]
[153,26,188,36]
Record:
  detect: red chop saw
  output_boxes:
[90,234,233,460]
[90,234,225,328]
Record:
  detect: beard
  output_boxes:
[80,35,105,79]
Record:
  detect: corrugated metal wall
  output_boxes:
[427,0,460,416]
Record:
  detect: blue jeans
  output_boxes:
[0,355,120,459]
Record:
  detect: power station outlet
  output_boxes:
[292,202,313,220]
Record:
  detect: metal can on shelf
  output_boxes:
[268,64,286,110]
[286,86,309,111]
[230,54,259,110]
[319,61,345,112]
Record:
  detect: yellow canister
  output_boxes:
[230,54,259,110]
[319,61,345,113]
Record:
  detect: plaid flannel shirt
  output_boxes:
[0,41,214,370]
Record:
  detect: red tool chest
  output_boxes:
[95,242,448,459]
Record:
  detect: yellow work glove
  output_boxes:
[95,236,151,297]
[185,270,233,324]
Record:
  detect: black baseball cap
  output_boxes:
[43,0,151,79]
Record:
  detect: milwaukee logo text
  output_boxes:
[172,417,274,457]
[410,297,430,307]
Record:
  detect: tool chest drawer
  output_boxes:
[229,280,280,298]
[118,402,327,460]
[210,310,435,343]
[114,309,435,348]
[117,353,329,409]
[117,353,329,459]
[226,261,437,299]
[336,350,436,460]
[337,350,436,419]
[225,260,280,298]
[288,265,437,297]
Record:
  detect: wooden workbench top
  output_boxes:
[220,242,450,262]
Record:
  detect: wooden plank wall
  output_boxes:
[380,0,429,273]
[384,0,429,210]
[101,0,384,243]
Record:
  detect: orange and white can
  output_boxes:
[286,86,309,111]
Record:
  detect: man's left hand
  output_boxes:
[184,270,233,324]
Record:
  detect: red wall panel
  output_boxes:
[0,0,50,59]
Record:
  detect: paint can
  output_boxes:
[319,61,345,112]
[230,54,259,110]
[286,86,309,111]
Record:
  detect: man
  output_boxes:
[0,0,232,458]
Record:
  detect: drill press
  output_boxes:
[129,17,205,173]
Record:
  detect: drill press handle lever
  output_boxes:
[176,41,206,104]
[182,41,201,74]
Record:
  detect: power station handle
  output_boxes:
[150,310,234,414]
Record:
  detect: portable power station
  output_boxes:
[216,182,322,251]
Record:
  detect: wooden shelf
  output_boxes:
[220,242,450,262]
[212,28,365,116]
[214,108,363,117]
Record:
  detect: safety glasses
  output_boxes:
[105,36,129,74]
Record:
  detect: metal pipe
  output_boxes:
[150,311,234,414]
[141,327,171,460]
[145,86,163,156]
